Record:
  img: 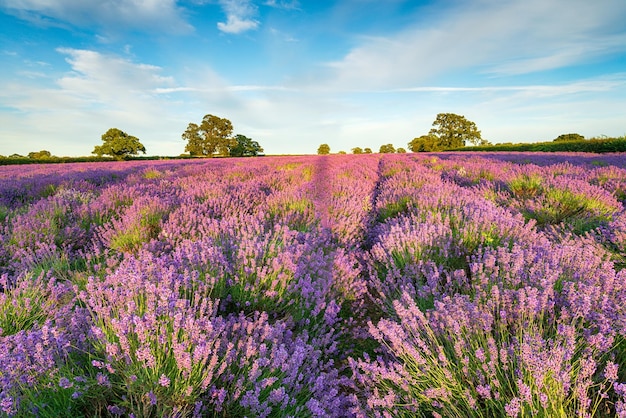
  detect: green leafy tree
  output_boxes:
[363,148,373,154]
[230,134,263,157]
[337,150,347,155]
[183,114,234,157]
[554,133,585,142]
[379,144,396,153]
[352,147,363,154]
[317,144,330,155]
[408,134,443,152]
[396,147,407,153]
[28,150,52,159]
[93,128,146,160]
[429,113,482,148]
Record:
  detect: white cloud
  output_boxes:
[324,0,626,90]
[389,76,626,96]
[216,0,259,34]
[0,48,190,156]
[56,48,175,99]
[264,0,299,10]
[0,0,192,33]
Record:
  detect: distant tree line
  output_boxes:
[408,113,489,152]
[87,114,264,160]
[4,112,621,164]
[453,135,626,153]
[317,113,487,155]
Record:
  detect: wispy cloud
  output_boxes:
[56,48,175,101]
[324,0,626,90]
[264,0,299,10]
[216,0,259,34]
[0,0,192,33]
[388,77,626,96]
[0,48,186,155]
[154,84,293,94]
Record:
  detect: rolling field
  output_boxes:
[1,152,626,417]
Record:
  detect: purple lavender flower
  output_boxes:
[58,377,73,389]
[159,374,171,388]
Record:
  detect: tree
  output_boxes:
[28,150,52,159]
[379,144,396,153]
[408,134,443,152]
[183,114,234,157]
[554,133,585,142]
[363,148,373,154]
[93,128,146,160]
[429,113,482,148]
[230,134,263,157]
[317,144,330,155]
[396,147,407,153]
[352,147,363,154]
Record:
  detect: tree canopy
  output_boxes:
[409,113,485,152]
[28,150,52,159]
[317,144,330,155]
[379,144,396,153]
[408,134,443,152]
[230,134,263,157]
[429,113,482,148]
[93,128,146,160]
[352,147,363,154]
[183,114,234,157]
[363,148,373,154]
[554,133,585,142]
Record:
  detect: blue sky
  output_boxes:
[1,0,625,156]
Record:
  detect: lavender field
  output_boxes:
[1,152,626,417]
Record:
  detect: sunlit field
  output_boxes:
[1,152,626,417]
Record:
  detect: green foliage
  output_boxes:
[396,147,407,153]
[92,128,146,160]
[430,113,482,148]
[337,150,347,154]
[408,134,442,152]
[0,275,62,337]
[363,147,373,154]
[267,197,315,232]
[109,208,165,254]
[520,187,616,233]
[379,144,396,153]
[554,133,585,142]
[377,196,413,222]
[317,143,330,155]
[452,136,626,153]
[506,176,620,234]
[409,114,484,151]
[182,114,234,157]
[352,147,363,154]
[28,150,53,159]
[508,174,544,199]
[0,155,196,166]
[229,134,264,157]
[366,291,609,418]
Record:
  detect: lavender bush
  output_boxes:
[1,152,625,417]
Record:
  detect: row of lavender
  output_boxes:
[1,152,626,417]
[0,156,378,417]
[353,154,626,416]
